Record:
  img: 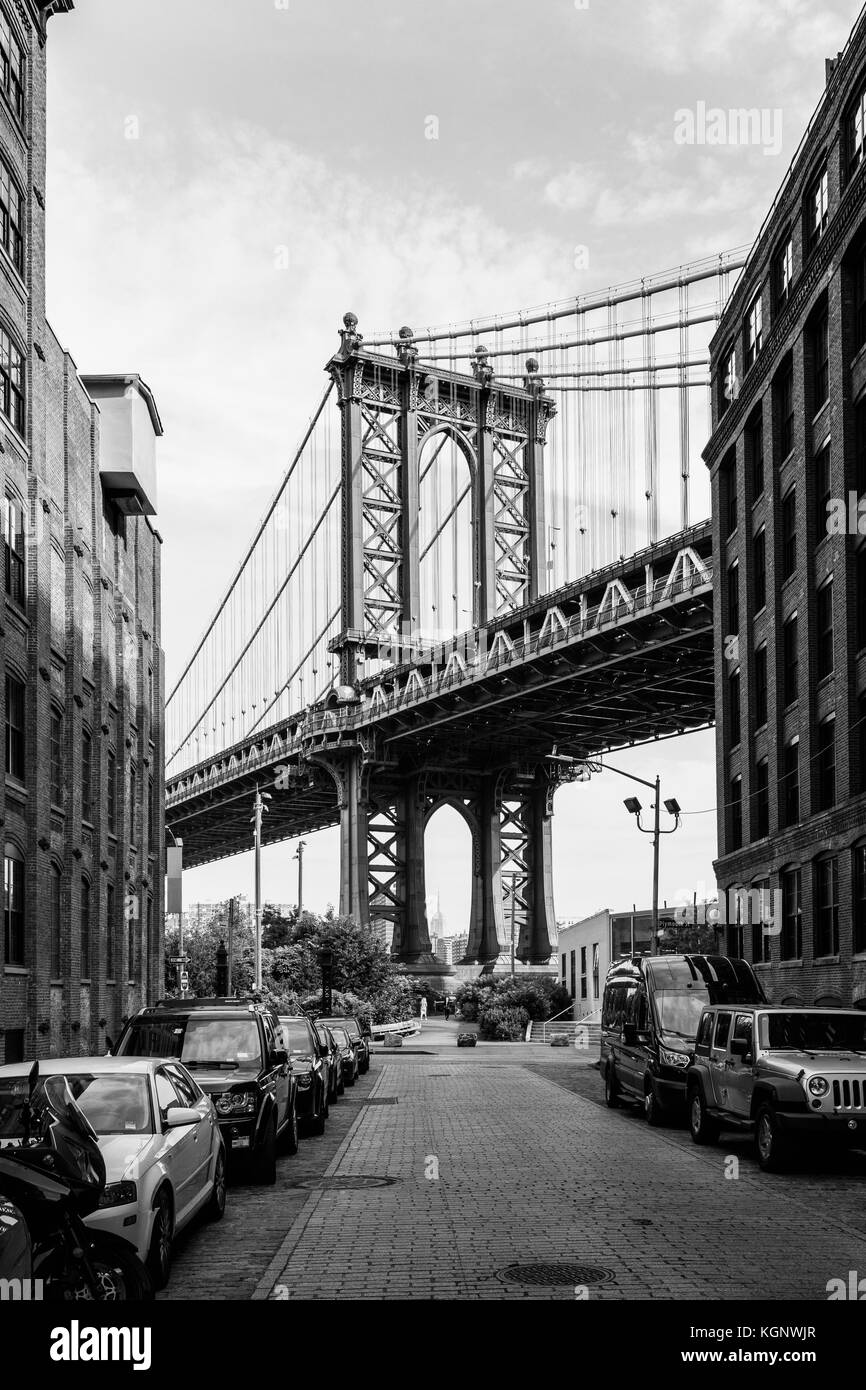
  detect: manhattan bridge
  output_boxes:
[164,249,747,975]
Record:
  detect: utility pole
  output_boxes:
[227,896,235,995]
[252,787,271,992]
[510,881,516,978]
[652,774,661,952]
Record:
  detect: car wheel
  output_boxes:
[338,1075,345,1096]
[688,1087,719,1146]
[755,1103,788,1173]
[311,1090,327,1136]
[252,1116,278,1183]
[146,1188,173,1290]
[644,1080,666,1127]
[206,1147,227,1221]
[322,1087,330,1120]
[283,1102,300,1157]
[603,1063,620,1109]
[346,1069,356,1087]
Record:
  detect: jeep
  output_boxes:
[686,1004,866,1171]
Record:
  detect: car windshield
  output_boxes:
[330,1027,349,1046]
[313,1026,330,1049]
[760,1013,866,1052]
[653,989,710,1039]
[0,1073,153,1137]
[118,1016,262,1069]
[279,1021,313,1054]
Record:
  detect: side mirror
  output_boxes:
[730,1038,751,1060]
[622,1023,638,1046]
[164,1106,201,1129]
[271,1047,288,1067]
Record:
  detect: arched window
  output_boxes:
[4,670,24,779]
[81,728,93,823]
[50,863,62,978]
[3,842,24,964]
[106,882,115,980]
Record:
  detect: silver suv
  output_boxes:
[686,1005,866,1171]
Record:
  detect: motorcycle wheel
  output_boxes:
[58,1238,154,1302]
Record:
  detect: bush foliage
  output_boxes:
[454,973,571,1039]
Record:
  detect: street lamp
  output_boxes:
[620,774,681,952]
[294,839,307,914]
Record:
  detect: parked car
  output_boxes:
[328,1023,359,1087]
[600,954,766,1125]
[313,1021,343,1103]
[320,1015,370,1074]
[687,1004,866,1171]
[278,1016,328,1135]
[0,1056,226,1289]
[112,998,299,1183]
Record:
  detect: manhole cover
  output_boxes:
[287,1175,397,1191]
[632,1218,653,1227]
[500,1262,615,1288]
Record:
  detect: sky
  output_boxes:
[42,0,865,931]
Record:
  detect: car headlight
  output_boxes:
[808,1076,830,1098]
[659,1047,690,1070]
[296,1073,312,1088]
[214,1090,258,1116]
[98,1181,138,1209]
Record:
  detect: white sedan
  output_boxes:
[0,1055,226,1289]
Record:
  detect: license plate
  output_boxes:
[231,1136,250,1149]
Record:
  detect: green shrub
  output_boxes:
[478,1003,530,1041]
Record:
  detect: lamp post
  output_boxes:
[252,787,272,992]
[318,944,333,1016]
[294,839,307,914]
[622,778,681,952]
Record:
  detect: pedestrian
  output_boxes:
[444,998,453,1021]
[420,996,428,1022]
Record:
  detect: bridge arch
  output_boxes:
[423,798,476,965]
[417,425,477,643]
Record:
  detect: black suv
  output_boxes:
[320,1015,371,1075]
[113,998,299,1183]
[278,1015,328,1135]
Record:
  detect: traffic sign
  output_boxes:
[179,971,189,991]
[169,956,189,964]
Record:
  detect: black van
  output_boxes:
[600,954,767,1125]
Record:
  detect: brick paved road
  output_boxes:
[162,1040,866,1301]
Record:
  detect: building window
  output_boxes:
[780,739,800,827]
[754,644,768,727]
[725,465,738,536]
[129,763,137,845]
[80,877,90,979]
[3,843,23,965]
[50,864,61,977]
[726,891,744,959]
[812,305,830,412]
[750,878,772,965]
[804,165,829,255]
[780,868,802,960]
[777,361,795,461]
[592,943,599,998]
[127,901,137,983]
[855,245,866,356]
[569,948,575,998]
[0,157,22,273]
[107,749,116,835]
[814,443,832,543]
[729,775,743,851]
[0,10,24,123]
[580,945,587,1000]
[748,411,764,501]
[782,613,798,706]
[0,326,24,435]
[781,489,797,579]
[81,728,93,823]
[753,528,766,612]
[727,560,739,634]
[561,952,566,982]
[755,758,769,839]
[4,671,23,780]
[855,847,866,955]
[719,342,737,417]
[816,580,834,680]
[744,292,763,371]
[49,708,63,806]
[106,883,115,979]
[729,668,741,747]
[814,857,839,958]
[860,692,866,794]
[850,84,866,176]
[858,547,866,651]
[774,235,794,311]
[815,716,836,810]
[147,774,155,853]
[3,492,23,604]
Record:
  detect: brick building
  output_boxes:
[0,1,164,1062]
[705,13,866,1007]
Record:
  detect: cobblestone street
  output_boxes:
[162,1023,866,1302]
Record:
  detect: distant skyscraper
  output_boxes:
[428,893,445,938]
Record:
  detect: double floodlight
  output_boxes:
[664,797,681,816]
[623,796,643,816]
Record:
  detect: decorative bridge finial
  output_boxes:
[396,325,418,366]
[471,343,494,387]
[523,356,545,397]
[339,311,363,357]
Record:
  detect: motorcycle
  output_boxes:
[0,1063,153,1300]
